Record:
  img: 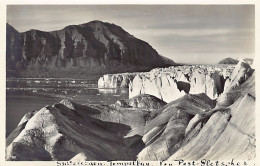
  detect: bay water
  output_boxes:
[6,78,128,137]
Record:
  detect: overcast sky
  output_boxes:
[7,5,255,64]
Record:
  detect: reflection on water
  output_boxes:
[98,88,129,94]
[7,77,97,88]
[98,88,119,94]
[6,95,61,138]
[6,78,129,137]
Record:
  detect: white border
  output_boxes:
[0,1,259,166]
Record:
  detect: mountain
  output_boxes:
[6,23,22,77]
[160,55,176,66]
[6,21,175,78]
[218,57,239,64]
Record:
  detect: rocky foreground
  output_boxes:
[6,60,255,161]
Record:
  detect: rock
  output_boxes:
[70,152,90,161]
[60,99,76,110]
[223,59,253,93]
[115,99,130,108]
[137,93,215,161]
[114,94,167,109]
[6,21,174,78]
[243,58,254,66]
[6,104,145,161]
[251,59,255,69]
[167,72,255,161]
[203,93,255,160]
[168,109,232,160]
[142,125,165,145]
[17,110,38,126]
[185,113,204,137]
[138,110,191,161]
[217,74,254,107]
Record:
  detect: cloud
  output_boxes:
[132,28,253,38]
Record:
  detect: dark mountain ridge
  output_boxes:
[6,21,175,78]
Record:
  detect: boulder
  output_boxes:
[137,93,215,160]
[6,104,145,161]
[114,94,167,109]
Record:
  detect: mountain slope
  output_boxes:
[6,21,174,78]
[6,23,22,76]
[218,57,239,64]
[160,56,176,66]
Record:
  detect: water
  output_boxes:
[6,78,129,137]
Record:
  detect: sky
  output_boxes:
[7,5,255,64]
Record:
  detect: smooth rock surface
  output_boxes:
[6,103,146,161]
[137,93,215,161]
[168,72,255,161]
[114,94,167,109]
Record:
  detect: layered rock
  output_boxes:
[6,99,150,161]
[6,21,175,78]
[168,74,255,161]
[137,93,216,161]
[136,62,255,161]
[114,94,167,109]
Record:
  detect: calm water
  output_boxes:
[6,78,129,137]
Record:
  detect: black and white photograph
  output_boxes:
[2,2,258,165]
